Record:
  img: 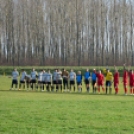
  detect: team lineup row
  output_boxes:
[10,65,134,95]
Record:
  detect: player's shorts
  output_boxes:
[77,82,82,85]
[97,82,103,86]
[42,81,46,84]
[114,82,119,87]
[38,81,43,84]
[57,80,62,84]
[92,80,96,86]
[31,79,36,83]
[12,79,18,84]
[129,82,134,87]
[70,80,75,85]
[63,78,68,84]
[53,80,57,84]
[106,81,112,86]
[46,82,51,85]
[123,82,128,86]
[84,79,89,84]
[20,80,25,84]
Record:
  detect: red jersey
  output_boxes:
[114,72,119,83]
[123,70,128,83]
[97,73,104,84]
[129,72,134,86]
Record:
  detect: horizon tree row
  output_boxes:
[0,0,134,66]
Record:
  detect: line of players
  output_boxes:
[10,64,134,95]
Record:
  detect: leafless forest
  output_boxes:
[0,0,134,66]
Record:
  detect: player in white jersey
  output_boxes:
[42,70,47,91]
[46,70,52,91]
[69,69,76,92]
[37,70,43,91]
[30,68,38,90]
[52,69,58,91]
[25,74,31,90]
[56,69,62,92]
[19,69,27,90]
[10,68,19,90]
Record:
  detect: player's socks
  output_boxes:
[60,85,62,92]
[74,87,75,92]
[98,88,100,93]
[125,88,127,94]
[56,85,58,92]
[109,88,112,94]
[130,89,132,94]
[102,87,105,92]
[106,87,108,94]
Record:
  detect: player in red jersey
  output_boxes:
[114,65,119,95]
[97,70,105,94]
[122,64,129,95]
[128,67,134,95]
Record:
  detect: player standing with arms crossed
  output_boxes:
[76,71,82,92]
[91,69,97,93]
[19,69,27,90]
[97,70,104,94]
[122,64,129,95]
[128,66,134,95]
[84,69,90,92]
[103,68,113,94]
[114,65,120,95]
[69,69,76,92]
[10,68,19,90]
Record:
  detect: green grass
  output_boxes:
[0,76,134,134]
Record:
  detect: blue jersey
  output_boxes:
[76,74,82,83]
[84,72,90,80]
[92,72,97,81]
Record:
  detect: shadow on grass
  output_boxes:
[0,89,133,97]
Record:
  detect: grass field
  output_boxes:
[0,76,134,134]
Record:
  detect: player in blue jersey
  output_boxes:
[76,71,82,92]
[84,69,90,92]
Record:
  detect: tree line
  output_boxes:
[0,0,134,66]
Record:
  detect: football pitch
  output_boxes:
[0,76,134,134]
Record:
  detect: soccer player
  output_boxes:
[56,69,62,92]
[128,67,134,95]
[91,69,97,93]
[19,69,27,90]
[25,74,31,90]
[62,69,69,91]
[30,68,38,90]
[46,70,52,92]
[114,65,119,95]
[84,69,90,92]
[10,68,19,90]
[52,69,58,92]
[69,69,76,92]
[76,71,82,92]
[122,64,129,95]
[37,70,43,91]
[103,68,113,94]
[42,70,47,91]
[97,70,104,94]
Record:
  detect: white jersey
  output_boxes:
[53,71,58,81]
[57,71,62,80]
[46,73,52,82]
[31,71,37,80]
[12,71,19,80]
[38,72,43,81]
[20,71,27,81]
[69,72,76,81]
[42,72,47,82]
